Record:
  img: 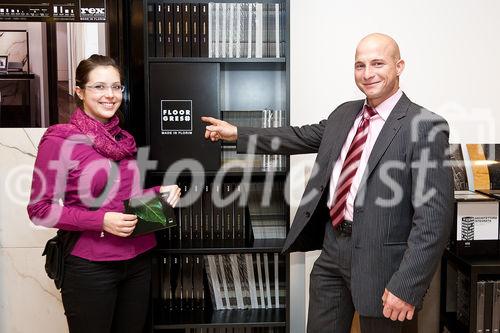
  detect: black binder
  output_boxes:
[493,280,500,333]
[165,3,174,57]
[148,62,221,172]
[485,281,494,333]
[155,3,165,57]
[280,2,285,57]
[263,3,269,58]
[213,184,223,241]
[169,209,180,246]
[199,3,209,57]
[160,255,172,309]
[234,184,246,241]
[170,254,182,310]
[181,255,193,310]
[182,3,191,57]
[147,4,156,57]
[223,183,234,240]
[190,3,200,57]
[180,184,192,243]
[124,195,176,237]
[202,184,212,241]
[173,3,183,57]
[192,254,205,309]
[192,184,202,241]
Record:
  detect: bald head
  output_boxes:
[354,33,405,107]
[356,33,401,61]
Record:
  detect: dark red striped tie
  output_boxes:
[330,105,377,228]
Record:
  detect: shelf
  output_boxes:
[139,1,291,331]
[147,0,287,5]
[222,109,275,113]
[155,238,286,254]
[147,170,289,178]
[444,249,500,272]
[153,305,286,329]
[149,57,286,63]
[0,72,35,79]
[218,168,288,175]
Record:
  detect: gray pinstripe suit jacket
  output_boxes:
[236,93,454,316]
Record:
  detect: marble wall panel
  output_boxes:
[0,128,53,249]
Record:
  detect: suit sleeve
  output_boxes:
[385,116,454,307]
[236,120,328,155]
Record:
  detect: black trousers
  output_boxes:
[307,222,415,333]
[61,252,152,333]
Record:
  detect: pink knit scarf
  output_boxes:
[69,108,137,161]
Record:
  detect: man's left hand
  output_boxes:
[382,288,415,321]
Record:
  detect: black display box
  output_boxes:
[148,62,221,173]
[450,190,499,257]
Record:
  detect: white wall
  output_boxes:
[98,23,108,56]
[66,22,108,95]
[56,23,68,82]
[289,0,500,332]
[82,22,107,57]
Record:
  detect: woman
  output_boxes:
[27,54,180,333]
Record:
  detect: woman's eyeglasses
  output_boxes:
[84,84,125,94]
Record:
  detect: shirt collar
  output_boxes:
[364,89,403,121]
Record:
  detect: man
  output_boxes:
[202,33,453,333]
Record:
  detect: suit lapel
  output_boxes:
[357,93,411,194]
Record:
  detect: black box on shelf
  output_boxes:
[450,190,499,257]
[477,189,500,257]
[149,62,221,172]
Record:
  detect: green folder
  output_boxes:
[124,194,177,236]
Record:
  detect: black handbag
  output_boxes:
[42,230,80,289]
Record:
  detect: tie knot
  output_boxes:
[363,105,377,120]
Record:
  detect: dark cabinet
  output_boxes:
[124,0,290,331]
[440,249,500,332]
[0,73,39,127]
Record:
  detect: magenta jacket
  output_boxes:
[27,127,158,261]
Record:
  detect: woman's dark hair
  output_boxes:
[74,54,123,108]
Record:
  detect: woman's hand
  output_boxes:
[103,212,138,237]
[160,185,182,207]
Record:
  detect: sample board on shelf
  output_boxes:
[148,62,221,172]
